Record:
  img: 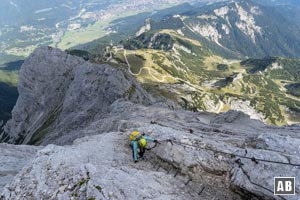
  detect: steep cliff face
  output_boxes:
[183,0,300,58]
[1,46,300,199]
[1,47,84,144]
[0,47,154,145]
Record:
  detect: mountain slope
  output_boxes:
[0,47,154,145]
[1,0,205,66]
[101,0,300,59]
[254,0,300,6]
[102,28,300,125]
[82,0,300,125]
[1,46,300,199]
[2,2,300,199]
[173,0,300,58]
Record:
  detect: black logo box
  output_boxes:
[274,177,295,195]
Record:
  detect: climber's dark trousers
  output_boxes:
[139,147,146,158]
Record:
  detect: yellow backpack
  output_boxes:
[130,131,141,141]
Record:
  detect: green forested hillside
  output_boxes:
[0,61,21,128]
[0,83,18,127]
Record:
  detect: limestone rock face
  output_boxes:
[0,47,154,145]
[0,143,40,192]
[1,106,300,199]
[1,47,84,144]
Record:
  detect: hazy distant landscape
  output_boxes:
[0,0,205,65]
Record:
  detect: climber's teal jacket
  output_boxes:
[132,136,155,161]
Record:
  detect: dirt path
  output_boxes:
[123,49,170,82]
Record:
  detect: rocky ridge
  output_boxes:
[175,0,300,58]
[0,47,154,145]
[0,47,300,199]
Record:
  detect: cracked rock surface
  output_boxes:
[0,144,40,191]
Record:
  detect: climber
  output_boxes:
[129,131,159,163]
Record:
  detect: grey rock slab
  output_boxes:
[0,143,40,192]
[1,133,200,200]
[1,47,84,144]
[1,47,154,145]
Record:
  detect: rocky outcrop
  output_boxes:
[135,18,151,37]
[229,99,265,121]
[0,47,154,145]
[0,47,84,144]
[0,143,40,192]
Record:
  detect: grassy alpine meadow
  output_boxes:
[108,28,300,125]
